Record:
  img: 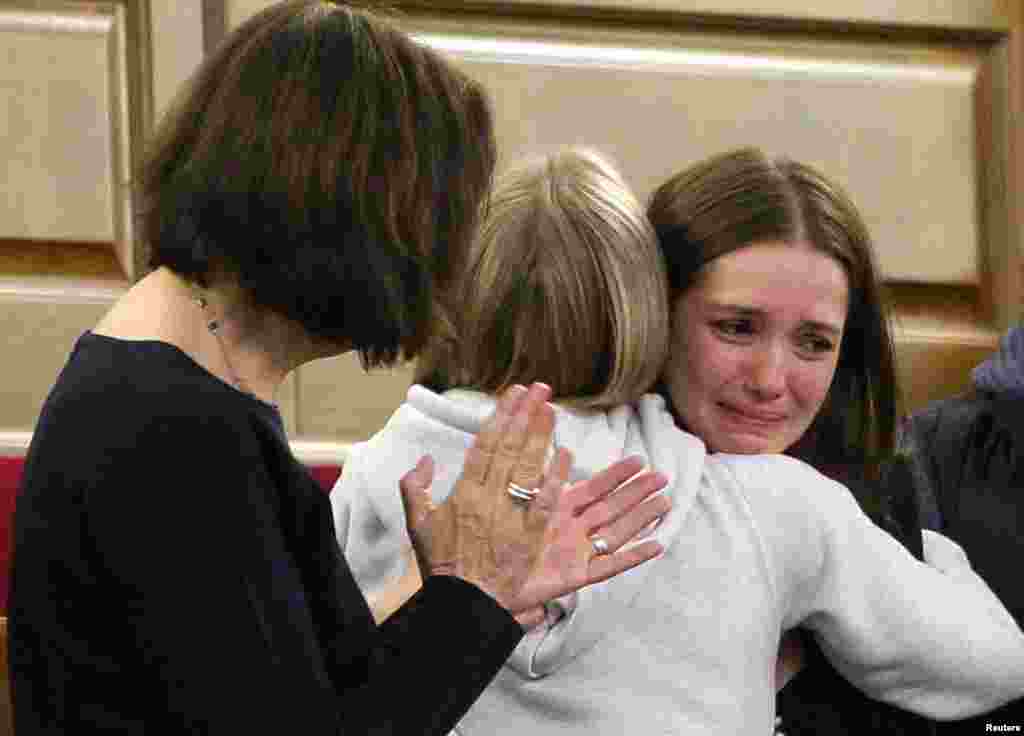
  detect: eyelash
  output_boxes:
[710,320,836,356]
[712,319,754,338]
[798,335,836,355]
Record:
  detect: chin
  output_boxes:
[713,434,787,455]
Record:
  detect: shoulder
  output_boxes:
[707,453,869,554]
[905,390,1023,495]
[27,342,273,515]
[904,391,994,448]
[710,453,851,509]
[39,333,255,439]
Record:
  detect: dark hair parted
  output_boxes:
[139,0,496,367]
[648,147,899,487]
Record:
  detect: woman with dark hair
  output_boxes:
[6,3,668,733]
[647,147,958,734]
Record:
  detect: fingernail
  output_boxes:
[412,455,433,484]
[530,382,551,398]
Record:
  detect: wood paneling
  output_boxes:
[0,8,128,259]
[296,357,415,447]
[889,284,1000,412]
[402,16,983,285]
[228,0,1012,33]
[0,285,116,430]
[0,239,127,281]
[150,2,205,117]
[0,0,205,455]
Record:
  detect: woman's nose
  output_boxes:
[745,344,787,399]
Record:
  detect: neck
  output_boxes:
[96,268,332,407]
[188,276,301,407]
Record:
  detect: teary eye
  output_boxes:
[797,332,836,357]
[712,319,755,338]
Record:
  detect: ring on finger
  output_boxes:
[507,481,539,503]
[590,535,610,556]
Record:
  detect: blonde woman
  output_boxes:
[332,147,1024,734]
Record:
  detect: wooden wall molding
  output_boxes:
[385,0,1010,33]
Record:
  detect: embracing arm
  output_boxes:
[332,456,423,624]
[729,454,1024,720]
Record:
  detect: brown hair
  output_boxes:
[648,147,898,485]
[139,0,496,367]
[417,147,669,410]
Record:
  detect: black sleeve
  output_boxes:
[85,412,522,735]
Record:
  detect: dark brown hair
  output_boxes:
[648,147,898,487]
[139,0,496,367]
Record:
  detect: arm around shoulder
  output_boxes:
[725,453,1024,719]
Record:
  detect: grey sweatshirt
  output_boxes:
[333,386,1024,734]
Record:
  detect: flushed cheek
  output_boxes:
[686,336,749,436]
[790,365,837,417]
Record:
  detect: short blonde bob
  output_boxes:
[417,147,669,410]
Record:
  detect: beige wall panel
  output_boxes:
[296,356,415,446]
[150,1,204,118]
[228,0,1009,32]
[402,20,981,284]
[0,8,128,256]
[0,282,117,433]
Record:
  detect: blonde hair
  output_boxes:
[417,147,669,410]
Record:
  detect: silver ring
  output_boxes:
[507,482,538,503]
[590,535,610,556]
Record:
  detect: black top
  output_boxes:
[903,390,1024,733]
[9,332,523,734]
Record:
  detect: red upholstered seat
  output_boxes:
[0,456,342,615]
[0,458,21,615]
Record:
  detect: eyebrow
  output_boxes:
[703,301,844,335]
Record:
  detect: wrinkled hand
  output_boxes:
[400,383,670,620]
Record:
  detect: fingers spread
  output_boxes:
[565,456,645,514]
[506,403,556,506]
[587,539,664,585]
[531,446,571,515]
[461,384,527,486]
[588,494,671,556]
[489,384,551,492]
[579,470,668,532]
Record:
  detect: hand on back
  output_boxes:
[400,383,670,620]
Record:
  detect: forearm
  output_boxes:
[356,576,523,734]
[808,521,1024,718]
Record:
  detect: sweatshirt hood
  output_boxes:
[393,385,706,678]
[972,326,1024,398]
